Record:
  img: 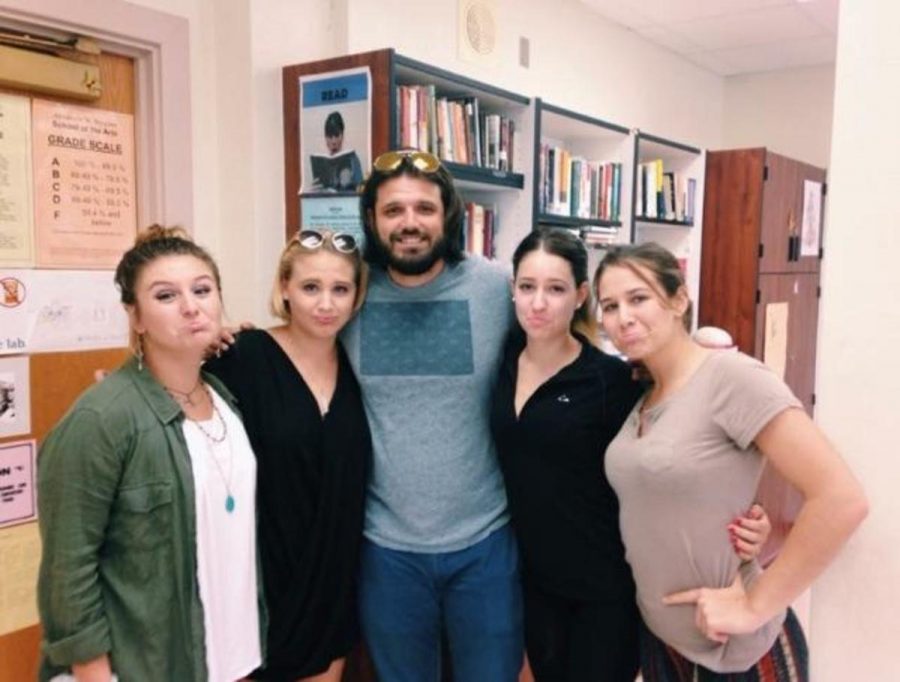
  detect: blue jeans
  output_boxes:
[359,524,524,682]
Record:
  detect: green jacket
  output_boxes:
[37,357,266,682]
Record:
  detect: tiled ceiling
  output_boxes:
[578,0,839,76]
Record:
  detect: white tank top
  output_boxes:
[182,389,261,682]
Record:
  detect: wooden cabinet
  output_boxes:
[754,273,820,415]
[699,148,826,413]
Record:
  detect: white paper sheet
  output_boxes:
[0,93,35,267]
[0,269,127,354]
[0,355,30,438]
[801,180,822,258]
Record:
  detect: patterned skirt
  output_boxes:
[639,608,808,682]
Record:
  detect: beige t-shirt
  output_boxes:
[606,350,801,673]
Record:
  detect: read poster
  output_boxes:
[299,68,371,193]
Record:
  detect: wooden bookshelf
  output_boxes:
[283,49,532,262]
[531,99,633,275]
[282,51,708,291]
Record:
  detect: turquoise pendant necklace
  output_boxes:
[188,387,236,514]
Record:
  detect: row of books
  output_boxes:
[396,85,515,171]
[636,159,697,223]
[461,201,498,258]
[538,144,623,222]
[580,225,619,248]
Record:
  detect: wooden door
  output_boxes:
[699,148,765,355]
[753,272,820,415]
[759,151,800,273]
[751,272,820,565]
[759,152,825,275]
[0,47,136,681]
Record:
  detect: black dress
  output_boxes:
[490,332,643,681]
[205,329,371,680]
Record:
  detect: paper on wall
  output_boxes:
[0,355,31,438]
[0,440,36,529]
[0,269,127,355]
[763,302,789,381]
[0,93,34,267]
[801,180,822,258]
[31,99,137,268]
[0,521,41,636]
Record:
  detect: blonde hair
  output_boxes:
[269,229,369,321]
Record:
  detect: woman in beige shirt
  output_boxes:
[595,242,867,681]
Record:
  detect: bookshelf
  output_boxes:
[390,54,533,261]
[532,99,633,277]
[283,49,533,263]
[631,131,705,314]
[282,51,707,293]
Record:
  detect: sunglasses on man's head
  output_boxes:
[295,229,358,254]
[372,150,442,174]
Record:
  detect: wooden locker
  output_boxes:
[754,273,820,414]
[699,147,825,414]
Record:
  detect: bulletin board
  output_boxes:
[0,49,136,681]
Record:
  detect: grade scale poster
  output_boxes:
[31,99,137,268]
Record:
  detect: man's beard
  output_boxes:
[375,228,450,276]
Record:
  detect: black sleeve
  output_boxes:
[602,357,643,436]
[202,331,251,402]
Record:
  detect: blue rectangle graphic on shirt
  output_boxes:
[360,301,474,375]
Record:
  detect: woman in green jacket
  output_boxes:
[37,226,265,682]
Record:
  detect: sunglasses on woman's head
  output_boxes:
[372,150,442,173]
[295,229,358,253]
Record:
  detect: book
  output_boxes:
[686,178,697,222]
[309,150,361,191]
[463,201,497,257]
[409,87,418,152]
[468,202,485,256]
[663,171,675,220]
[427,85,438,155]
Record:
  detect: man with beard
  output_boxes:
[341,150,521,681]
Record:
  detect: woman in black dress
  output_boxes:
[206,229,370,682]
[491,229,769,682]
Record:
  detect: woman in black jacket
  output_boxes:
[491,229,768,682]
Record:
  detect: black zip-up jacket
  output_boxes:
[490,332,642,600]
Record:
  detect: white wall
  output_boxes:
[248,0,346,323]
[126,0,250,314]
[123,0,221,253]
[723,65,835,168]
[810,0,900,678]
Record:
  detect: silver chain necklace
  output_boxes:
[187,387,235,513]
